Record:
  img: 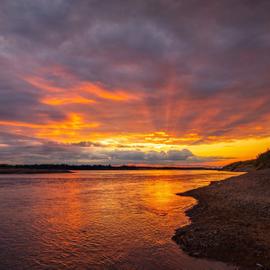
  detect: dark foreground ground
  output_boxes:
[173,169,270,270]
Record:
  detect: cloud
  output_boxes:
[0,133,225,165]
[70,141,104,148]
[0,1,270,163]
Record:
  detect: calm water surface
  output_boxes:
[0,170,240,270]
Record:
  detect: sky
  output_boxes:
[0,0,270,166]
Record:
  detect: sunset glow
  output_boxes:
[1,1,270,165]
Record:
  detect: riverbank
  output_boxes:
[173,169,270,270]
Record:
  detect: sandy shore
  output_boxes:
[173,169,270,270]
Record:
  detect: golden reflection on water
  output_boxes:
[0,170,241,270]
[148,181,172,206]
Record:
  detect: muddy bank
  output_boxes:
[173,169,270,270]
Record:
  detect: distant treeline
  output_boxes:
[0,164,216,171]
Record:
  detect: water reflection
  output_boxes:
[0,170,241,270]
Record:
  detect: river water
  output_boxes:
[0,170,240,270]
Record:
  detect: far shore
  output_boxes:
[172,169,270,270]
[0,168,71,174]
[0,164,219,173]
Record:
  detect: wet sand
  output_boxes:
[173,169,270,270]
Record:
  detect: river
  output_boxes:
[0,170,240,270]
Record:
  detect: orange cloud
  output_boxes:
[78,82,138,101]
[24,76,138,102]
[0,114,100,142]
[42,96,95,105]
[15,73,270,165]
[24,76,64,93]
